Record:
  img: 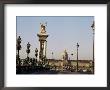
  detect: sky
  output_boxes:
[17,16,94,60]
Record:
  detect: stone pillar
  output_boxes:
[37,23,49,62]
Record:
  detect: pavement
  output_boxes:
[17,70,93,74]
[58,71,93,74]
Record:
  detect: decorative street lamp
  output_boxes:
[35,48,38,58]
[71,53,73,60]
[26,42,31,60]
[76,43,79,72]
[91,21,95,74]
[16,36,22,58]
[16,36,22,66]
[35,48,38,62]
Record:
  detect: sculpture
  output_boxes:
[40,24,46,34]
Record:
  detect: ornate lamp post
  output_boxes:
[76,43,79,72]
[35,48,38,59]
[91,21,95,74]
[26,42,31,60]
[16,36,22,66]
[71,53,73,60]
[35,48,38,64]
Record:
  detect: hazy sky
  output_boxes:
[17,16,94,60]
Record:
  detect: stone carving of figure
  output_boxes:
[40,24,46,34]
[62,50,68,60]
